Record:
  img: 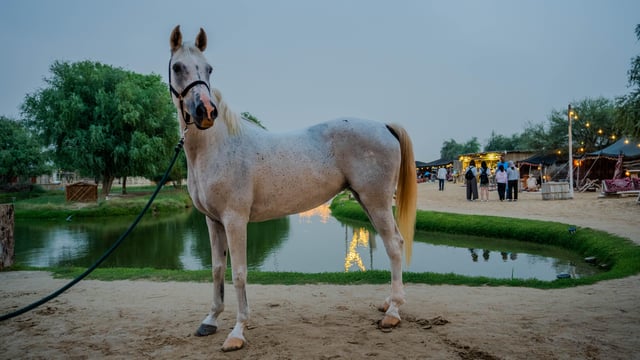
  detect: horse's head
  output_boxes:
[169,25,218,130]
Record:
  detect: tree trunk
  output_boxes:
[101,176,115,200]
[122,176,128,195]
[0,204,15,270]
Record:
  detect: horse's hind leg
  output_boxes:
[356,195,406,328]
[196,217,228,336]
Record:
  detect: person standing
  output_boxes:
[495,164,508,201]
[496,154,509,173]
[497,153,509,195]
[479,161,490,201]
[437,166,448,191]
[465,160,479,201]
[506,161,519,201]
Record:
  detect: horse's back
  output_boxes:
[314,118,402,182]
[241,118,402,221]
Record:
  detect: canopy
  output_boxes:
[517,153,565,167]
[584,138,640,160]
[423,158,454,167]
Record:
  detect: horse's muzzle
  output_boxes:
[193,98,218,130]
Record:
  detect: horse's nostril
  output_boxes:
[211,106,218,119]
[196,103,207,117]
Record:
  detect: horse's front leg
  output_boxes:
[220,217,249,352]
[196,217,228,336]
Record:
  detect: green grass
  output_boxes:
[10,266,555,288]
[329,193,640,287]
[11,185,192,219]
[4,189,640,289]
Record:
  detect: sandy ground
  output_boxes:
[1,182,639,359]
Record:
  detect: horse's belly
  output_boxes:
[248,176,344,222]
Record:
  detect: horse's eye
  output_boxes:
[172,62,183,73]
[207,65,213,75]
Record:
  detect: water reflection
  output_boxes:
[469,249,518,263]
[14,204,600,281]
[345,227,370,272]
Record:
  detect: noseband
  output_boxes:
[168,59,211,126]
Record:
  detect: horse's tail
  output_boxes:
[387,123,417,264]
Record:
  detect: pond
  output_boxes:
[14,204,600,281]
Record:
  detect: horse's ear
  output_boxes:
[170,25,182,53]
[195,28,207,52]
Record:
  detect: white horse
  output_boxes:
[168,26,417,352]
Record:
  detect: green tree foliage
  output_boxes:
[615,24,640,139]
[570,97,618,152]
[0,116,49,185]
[21,61,179,199]
[519,121,550,152]
[439,97,617,158]
[483,131,527,151]
[544,97,617,156]
[241,111,267,130]
[440,137,480,159]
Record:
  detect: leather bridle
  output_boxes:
[168,58,212,126]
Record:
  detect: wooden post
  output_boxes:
[0,204,15,270]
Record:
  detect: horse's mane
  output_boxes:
[211,88,242,135]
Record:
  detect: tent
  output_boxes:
[415,159,454,182]
[584,138,640,159]
[516,153,567,184]
[517,153,565,167]
[581,138,640,180]
[415,159,454,172]
[423,158,454,167]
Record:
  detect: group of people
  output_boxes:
[465,155,519,202]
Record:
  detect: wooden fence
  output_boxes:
[65,182,98,202]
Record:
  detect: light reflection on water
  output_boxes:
[14,203,600,281]
[252,204,598,280]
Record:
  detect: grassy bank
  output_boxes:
[329,193,640,287]
[10,185,192,219]
[5,190,640,289]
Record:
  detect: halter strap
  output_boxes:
[168,59,211,126]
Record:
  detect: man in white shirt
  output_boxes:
[437,167,448,191]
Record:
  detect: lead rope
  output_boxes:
[0,135,186,322]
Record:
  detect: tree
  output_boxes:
[22,61,179,199]
[615,24,640,139]
[517,97,617,156]
[484,131,527,152]
[440,137,480,160]
[569,97,618,153]
[519,121,551,152]
[241,112,267,130]
[0,116,49,185]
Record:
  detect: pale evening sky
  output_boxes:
[0,0,638,161]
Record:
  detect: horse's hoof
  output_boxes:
[378,302,390,313]
[221,337,245,352]
[195,324,217,337]
[379,315,400,329]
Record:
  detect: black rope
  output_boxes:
[0,138,185,322]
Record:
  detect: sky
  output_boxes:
[1,0,638,161]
